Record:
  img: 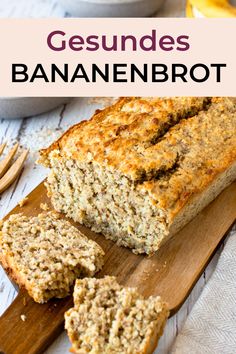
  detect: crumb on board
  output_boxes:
[20,314,27,322]
[23,297,27,306]
[18,197,28,207]
[40,203,49,211]
[141,270,150,281]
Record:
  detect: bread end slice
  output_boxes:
[65,276,169,354]
[0,212,104,303]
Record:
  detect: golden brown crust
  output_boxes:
[0,251,27,292]
[144,314,169,354]
[39,97,209,169]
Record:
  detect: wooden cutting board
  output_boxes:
[0,181,236,354]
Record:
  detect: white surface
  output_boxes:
[0,97,231,354]
[172,227,236,354]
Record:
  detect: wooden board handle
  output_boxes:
[0,290,73,354]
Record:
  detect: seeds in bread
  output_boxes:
[39,97,236,254]
[0,212,104,303]
[65,276,169,354]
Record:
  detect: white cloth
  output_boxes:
[172,226,236,354]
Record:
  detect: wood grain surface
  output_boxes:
[0,179,235,354]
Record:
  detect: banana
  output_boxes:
[186,1,195,17]
[186,0,236,18]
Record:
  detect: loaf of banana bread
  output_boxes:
[65,276,169,354]
[0,212,104,303]
[39,97,236,254]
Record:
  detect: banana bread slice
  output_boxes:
[39,97,236,254]
[0,212,104,303]
[65,276,169,354]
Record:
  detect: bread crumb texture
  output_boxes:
[39,97,236,254]
[0,212,104,303]
[65,276,169,354]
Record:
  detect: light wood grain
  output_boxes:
[0,148,29,194]
[0,178,235,354]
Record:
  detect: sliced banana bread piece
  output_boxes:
[39,97,236,255]
[65,276,169,354]
[0,212,104,303]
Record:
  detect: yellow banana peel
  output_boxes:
[186,0,236,18]
[186,1,194,17]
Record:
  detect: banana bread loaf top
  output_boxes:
[39,97,236,254]
[40,97,236,220]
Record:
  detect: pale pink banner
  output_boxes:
[0,18,235,97]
